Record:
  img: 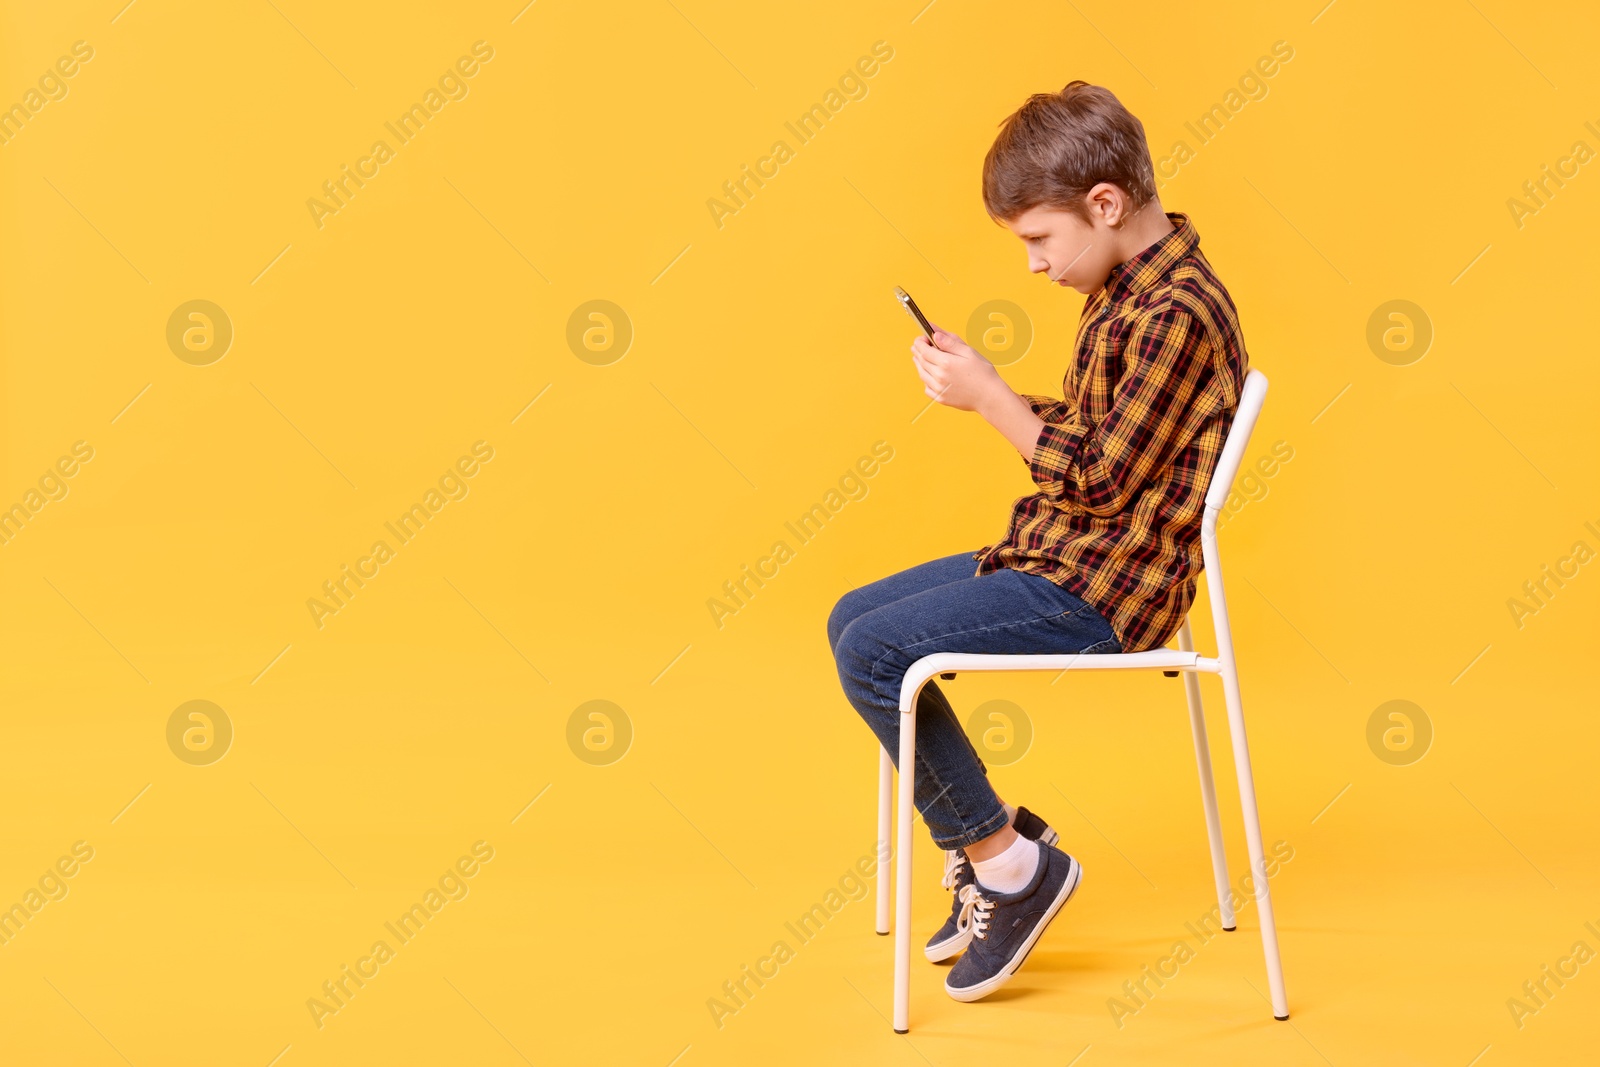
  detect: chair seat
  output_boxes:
[913,647,1212,681]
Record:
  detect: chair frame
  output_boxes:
[873,368,1288,1033]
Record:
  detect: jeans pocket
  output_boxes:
[1057,600,1120,654]
[1013,571,1083,621]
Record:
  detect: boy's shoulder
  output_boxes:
[1134,246,1246,360]
[1153,234,1236,308]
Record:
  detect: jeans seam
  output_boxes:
[877,611,1116,672]
[911,750,968,830]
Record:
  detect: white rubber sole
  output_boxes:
[943,855,1082,1003]
[924,924,973,963]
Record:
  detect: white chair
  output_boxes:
[874,367,1288,1033]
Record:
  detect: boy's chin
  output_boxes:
[1054,272,1108,295]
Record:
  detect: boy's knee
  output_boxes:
[832,612,896,676]
[826,592,860,653]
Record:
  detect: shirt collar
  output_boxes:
[1101,212,1197,302]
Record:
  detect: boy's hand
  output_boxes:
[910,324,1003,413]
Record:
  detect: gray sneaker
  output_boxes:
[945,840,1082,1002]
[924,807,1060,963]
[924,848,978,962]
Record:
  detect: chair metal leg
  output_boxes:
[1177,617,1235,931]
[1204,535,1290,1021]
[876,745,892,935]
[1220,651,1289,1018]
[892,701,916,1033]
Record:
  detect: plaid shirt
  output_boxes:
[972,212,1248,653]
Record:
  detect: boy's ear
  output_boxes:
[1081,182,1132,228]
[1085,183,1123,226]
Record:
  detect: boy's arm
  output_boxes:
[1012,303,1233,516]
[978,390,1048,462]
[979,392,1074,460]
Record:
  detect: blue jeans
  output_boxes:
[827,550,1122,851]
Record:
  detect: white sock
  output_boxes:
[970,834,1039,895]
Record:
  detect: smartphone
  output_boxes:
[893,286,935,341]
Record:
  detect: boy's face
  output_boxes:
[1003,195,1123,295]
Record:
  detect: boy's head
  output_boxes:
[983,81,1161,294]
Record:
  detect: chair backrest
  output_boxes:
[1192,367,1267,658]
[1203,368,1270,513]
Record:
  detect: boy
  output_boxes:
[827,81,1247,1002]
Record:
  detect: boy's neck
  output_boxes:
[1110,201,1175,271]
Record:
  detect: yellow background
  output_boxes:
[3,0,1598,1063]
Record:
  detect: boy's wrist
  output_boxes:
[975,379,1020,422]
[977,381,1047,461]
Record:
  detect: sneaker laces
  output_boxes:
[941,849,968,891]
[955,883,994,941]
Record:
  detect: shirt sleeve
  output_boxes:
[1026,301,1231,516]
[1019,392,1074,423]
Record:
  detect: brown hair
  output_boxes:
[982,81,1157,223]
